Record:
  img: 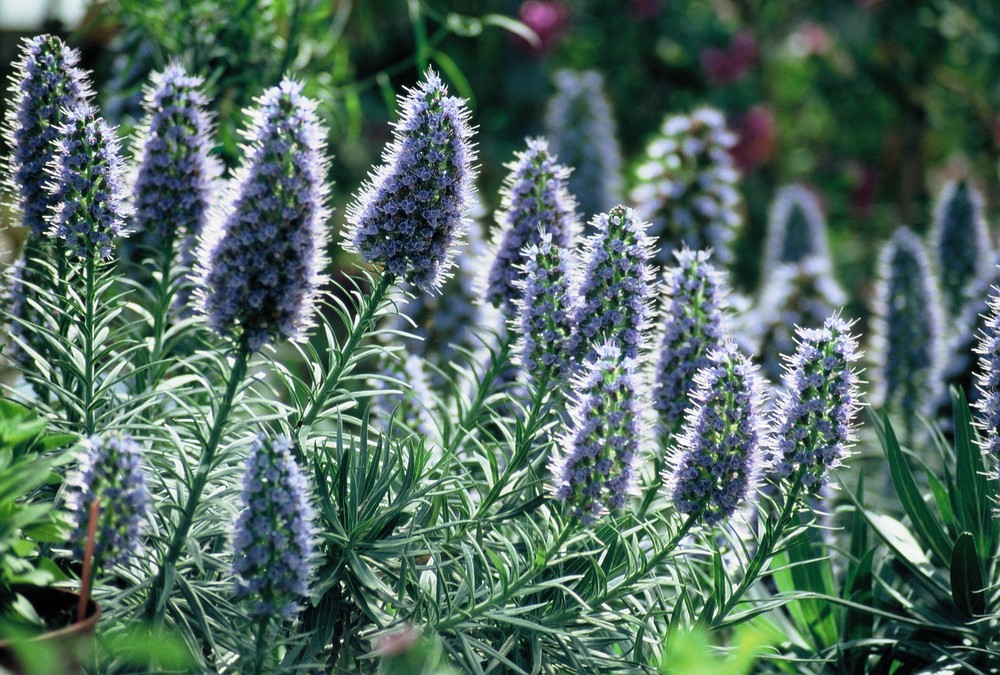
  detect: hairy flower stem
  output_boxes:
[705,474,804,629]
[252,617,270,675]
[294,271,394,434]
[82,255,99,435]
[77,497,100,623]
[147,337,251,627]
[138,245,178,395]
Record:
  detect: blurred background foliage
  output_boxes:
[1,0,999,320]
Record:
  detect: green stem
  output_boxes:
[294,272,393,434]
[408,0,430,72]
[147,337,252,626]
[82,255,97,435]
[251,617,270,675]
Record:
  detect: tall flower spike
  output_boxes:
[772,316,862,491]
[132,62,220,261]
[346,69,477,291]
[46,103,131,260]
[515,232,580,389]
[199,79,329,352]
[930,179,992,319]
[4,34,92,236]
[668,340,769,527]
[630,107,742,266]
[975,278,1000,464]
[870,227,944,428]
[551,341,645,525]
[574,205,655,363]
[652,249,729,438]
[66,432,150,569]
[544,69,623,222]
[762,184,831,273]
[484,137,579,315]
[231,433,314,619]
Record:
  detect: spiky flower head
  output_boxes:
[668,340,769,527]
[346,69,477,291]
[763,184,830,273]
[232,433,314,619]
[746,256,847,383]
[46,103,131,260]
[544,69,623,222]
[930,179,992,319]
[515,232,580,388]
[630,107,742,266]
[870,227,944,426]
[485,138,579,315]
[652,248,729,437]
[941,256,1000,412]
[4,34,92,236]
[974,278,1000,465]
[551,341,645,525]
[66,432,150,569]
[574,205,655,363]
[772,316,862,491]
[199,79,329,352]
[132,62,220,258]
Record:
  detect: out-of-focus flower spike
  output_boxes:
[930,179,992,319]
[762,184,831,273]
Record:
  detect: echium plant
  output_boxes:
[870,227,944,438]
[132,62,220,275]
[370,352,439,443]
[651,248,728,439]
[574,205,655,363]
[668,340,769,527]
[762,184,831,273]
[347,68,476,291]
[974,282,1000,464]
[930,179,991,319]
[65,432,150,569]
[514,232,580,389]
[199,78,328,352]
[544,69,623,223]
[630,107,742,266]
[551,340,644,525]
[771,316,862,491]
[484,137,579,316]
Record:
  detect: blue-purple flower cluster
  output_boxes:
[66,432,150,569]
[46,104,130,260]
[668,340,768,526]
[975,280,1000,464]
[544,69,622,222]
[930,179,992,319]
[515,233,579,388]
[652,249,728,436]
[231,433,314,619]
[630,107,742,266]
[574,205,655,363]
[199,79,328,352]
[772,316,862,491]
[132,62,220,259]
[551,341,644,525]
[870,227,943,424]
[485,138,578,315]
[347,69,476,291]
[763,184,830,272]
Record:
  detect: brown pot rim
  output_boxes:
[0,585,100,648]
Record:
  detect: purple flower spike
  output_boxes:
[199,79,329,352]
[485,137,579,316]
[574,205,655,363]
[46,104,131,261]
[668,340,769,527]
[346,69,477,291]
[4,34,92,237]
[763,184,831,273]
[772,316,862,491]
[551,341,645,525]
[515,232,580,388]
[66,432,150,569]
[652,248,729,437]
[975,278,1000,465]
[232,433,314,620]
[930,179,991,319]
[133,62,220,260]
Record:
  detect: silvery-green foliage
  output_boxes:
[630,107,742,266]
[762,184,831,274]
[870,227,944,430]
[930,179,991,319]
[544,69,623,222]
[370,352,440,444]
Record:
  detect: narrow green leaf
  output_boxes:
[950,531,986,618]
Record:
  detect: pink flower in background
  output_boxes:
[702,30,758,85]
[514,0,571,55]
[629,0,663,20]
[798,22,832,56]
[730,105,775,171]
